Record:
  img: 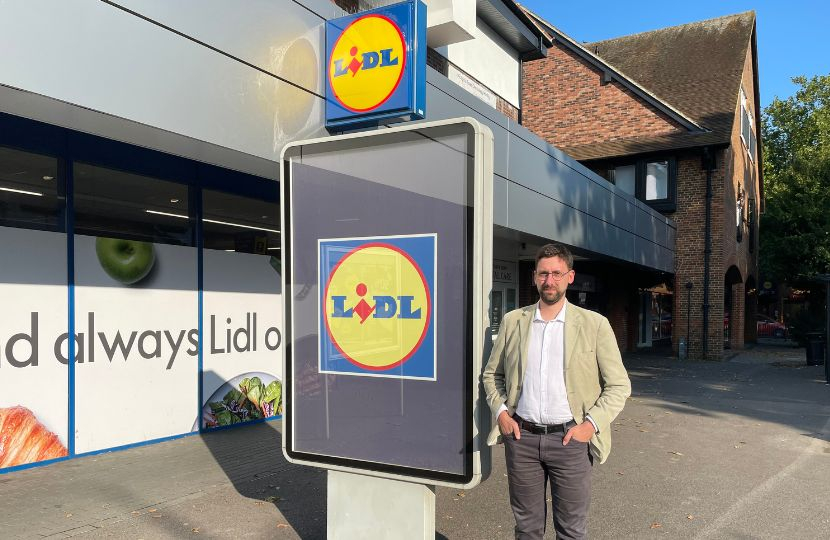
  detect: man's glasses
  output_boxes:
[535,270,571,282]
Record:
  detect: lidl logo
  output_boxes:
[325,0,426,128]
[329,15,406,113]
[319,234,436,379]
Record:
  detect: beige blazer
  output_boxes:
[481,302,631,464]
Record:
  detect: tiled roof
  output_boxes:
[584,12,755,144]
[521,7,757,160]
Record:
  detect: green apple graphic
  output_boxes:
[95,237,156,285]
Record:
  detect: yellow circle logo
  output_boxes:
[329,14,407,113]
[323,243,430,371]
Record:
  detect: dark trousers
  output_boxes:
[504,430,592,540]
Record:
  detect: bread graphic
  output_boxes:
[0,406,67,468]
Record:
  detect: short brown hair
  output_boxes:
[535,243,574,270]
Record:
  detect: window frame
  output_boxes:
[606,155,677,213]
[740,87,756,163]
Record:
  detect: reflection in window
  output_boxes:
[650,291,672,341]
[611,164,636,196]
[73,163,192,246]
[645,161,668,200]
[0,146,64,232]
[202,189,280,256]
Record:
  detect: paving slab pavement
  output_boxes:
[1,344,828,539]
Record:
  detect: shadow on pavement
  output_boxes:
[199,414,327,537]
[622,344,829,438]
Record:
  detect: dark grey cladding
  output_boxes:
[421,69,675,273]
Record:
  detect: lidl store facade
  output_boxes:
[0,0,674,473]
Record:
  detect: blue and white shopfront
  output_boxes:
[0,0,674,474]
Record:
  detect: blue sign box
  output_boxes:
[325,0,427,129]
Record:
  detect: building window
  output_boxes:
[607,157,677,212]
[645,160,669,200]
[736,183,745,243]
[740,87,757,162]
[610,164,636,196]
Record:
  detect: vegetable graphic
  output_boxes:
[205,376,282,427]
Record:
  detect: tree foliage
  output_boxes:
[760,75,830,282]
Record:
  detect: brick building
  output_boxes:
[520,10,763,359]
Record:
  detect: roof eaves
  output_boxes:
[519,6,707,133]
[479,0,548,60]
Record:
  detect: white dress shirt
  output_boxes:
[514,302,573,424]
[497,301,599,432]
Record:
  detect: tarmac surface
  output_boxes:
[1,344,828,539]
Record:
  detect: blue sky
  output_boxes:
[518,0,830,110]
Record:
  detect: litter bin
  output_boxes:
[805,332,825,366]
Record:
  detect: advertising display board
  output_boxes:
[281,118,492,488]
[325,0,427,129]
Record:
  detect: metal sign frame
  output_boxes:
[280,118,492,488]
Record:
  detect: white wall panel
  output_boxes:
[0,227,68,468]
[437,17,520,107]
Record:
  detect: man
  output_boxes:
[482,243,631,539]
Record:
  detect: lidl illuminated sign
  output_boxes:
[325,0,426,129]
[319,234,436,379]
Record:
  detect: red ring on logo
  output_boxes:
[328,14,407,113]
[323,242,431,371]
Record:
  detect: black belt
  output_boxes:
[513,414,576,435]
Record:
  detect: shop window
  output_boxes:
[650,292,672,342]
[202,190,280,255]
[201,190,282,430]
[0,146,64,232]
[73,163,192,246]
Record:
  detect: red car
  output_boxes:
[757,314,787,338]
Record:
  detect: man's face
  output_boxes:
[534,256,575,306]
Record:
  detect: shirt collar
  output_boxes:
[533,300,567,323]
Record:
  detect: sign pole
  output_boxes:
[281,118,493,539]
[328,471,435,539]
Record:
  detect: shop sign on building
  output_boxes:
[492,259,515,283]
[447,65,498,109]
[325,0,427,129]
